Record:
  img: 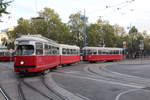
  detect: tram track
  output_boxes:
[17,79,26,100]
[85,63,150,89]
[61,62,150,88]
[41,75,68,100]
[53,67,143,89]
[17,76,54,100]
[16,74,69,100]
[0,87,10,100]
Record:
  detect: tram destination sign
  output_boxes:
[19,40,29,44]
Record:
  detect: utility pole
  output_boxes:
[80,9,88,47]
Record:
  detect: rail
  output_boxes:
[0,87,10,100]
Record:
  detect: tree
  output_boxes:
[8,8,72,45]
[68,12,87,47]
[88,19,117,47]
[15,18,31,35]
[113,24,126,36]
[88,23,101,46]
[129,26,138,35]
[0,0,12,16]
[31,7,72,44]
[127,26,142,58]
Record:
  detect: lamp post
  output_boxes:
[123,41,127,59]
[80,10,88,47]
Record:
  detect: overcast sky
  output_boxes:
[1,0,150,33]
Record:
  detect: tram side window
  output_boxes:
[106,51,109,54]
[51,46,59,55]
[62,48,66,55]
[44,44,49,55]
[85,50,88,55]
[36,43,43,55]
[114,50,119,54]
[120,50,122,54]
[110,50,113,54]
[56,47,59,54]
[102,50,106,54]
[67,49,70,55]
[73,49,76,55]
[70,49,72,55]
[77,49,79,55]
[75,49,77,55]
[53,47,56,54]
[116,50,119,54]
[93,50,97,55]
[98,50,102,54]
[82,50,86,55]
[53,47,59,55]
[51,46,55,54]
[0,52,4,56]
[48,45,51,55]
[87,50,92,54]
[66,49,69,55]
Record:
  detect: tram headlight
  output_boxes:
[20,61,24,65]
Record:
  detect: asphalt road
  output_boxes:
[0,59,150,100]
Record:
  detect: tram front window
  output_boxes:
[15,45,34,56]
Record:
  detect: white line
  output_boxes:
[102,65,150,82]
[0,88,9,100]
[84,66,145,88]
[115,89,140,100]
[57,73,144,88]
[75,93,90,100]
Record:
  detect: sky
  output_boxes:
[1,0,150,33]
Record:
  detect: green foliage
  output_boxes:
[88,19,117,47]
[15,18,31,35]
[0,0,12,16]
[68,12,87,47]
[6,7,150,57]
[129,26,138,34]
[8,8,72,45]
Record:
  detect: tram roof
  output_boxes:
[15,35,57,44]
[82,46,123,50]
[59,44,80,49]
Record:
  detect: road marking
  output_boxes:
[102,65,150,83]
[0,88,10,100]
[115,89,140,100]
[56,73,144,88]
[45,74,84,100]
[75,93,90,100]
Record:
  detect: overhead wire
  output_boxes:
[87,0,135,15]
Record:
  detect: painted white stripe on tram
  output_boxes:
[0,88,9,100]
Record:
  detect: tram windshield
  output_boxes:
[15,45,34,56]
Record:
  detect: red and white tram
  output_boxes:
[14,35,60,73]
[60,44,80,65]
[14,35,80,74]
[82,47,123,62]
